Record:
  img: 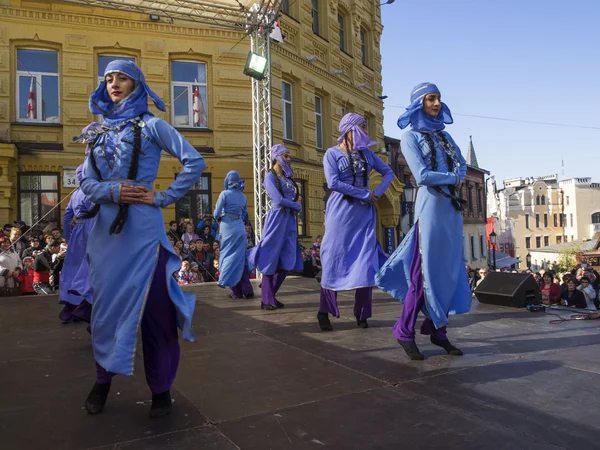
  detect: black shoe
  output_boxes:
[430,337,463,356]
[86,325,92,335]
[275,300,285,309]
[261,303,277,311]
[317,312,333,331]
[244,294,255,299]
[356,318,369,329]
[85,382,111,415]
[150,390,172,418]
[397,340,425,360]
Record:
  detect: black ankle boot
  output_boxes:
[275,300,285,309]
[150,390,172,418]
[356,318,368,329]
[317,312,333,331]
[261,303,277,311]
[430,337,463,356]
[397,340,425,360]
[85,382,111,415]
[244,293,255,299]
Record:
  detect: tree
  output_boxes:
[550,244,579,274]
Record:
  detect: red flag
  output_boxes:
[27,77,36,119]
[193,85,207,127]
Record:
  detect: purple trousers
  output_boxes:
[392,226,448,341]
[96,249,180,394]
[319,287,372,321]
[230,270,254,298]
[261,268,288,305]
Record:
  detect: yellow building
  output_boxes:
[0,0,401,244]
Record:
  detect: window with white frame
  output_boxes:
[282,81,293,141]
[16,49,59,123]
[337,14,345,51]
[171,61,208,128]
[315,95,323,150]
[311,0,319,35]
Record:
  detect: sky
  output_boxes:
[380,0,600,184]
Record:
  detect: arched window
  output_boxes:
[536,195,540,205]
[541,195,546,205]
[592,212,600,224]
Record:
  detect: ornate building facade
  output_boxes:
[0,0,401,243]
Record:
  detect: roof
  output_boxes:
[466,135,479,168]
[531,239,596,254]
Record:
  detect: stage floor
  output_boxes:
[2,277,599,449]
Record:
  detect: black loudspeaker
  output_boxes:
[474,272,541,308]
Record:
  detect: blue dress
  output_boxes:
[213,188,248,288]
[59,189,95,304]
[80,113,206,375]
[320,147,395,291]
[376,130,472,328]
[247,171,303,275]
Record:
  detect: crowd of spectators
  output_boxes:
[0,220,67,296]
[467,261,600,310]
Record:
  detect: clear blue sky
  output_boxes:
[380,0,600,184]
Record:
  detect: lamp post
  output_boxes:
[526,253,532,270]
[490,231,497,271]
[404,181,416,228]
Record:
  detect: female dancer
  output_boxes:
[318,113,394,331]
[376,82,471,360]
[247,144,303,310]
[58,163,95,324]
[80,60,206,417]
[213,170,254,299]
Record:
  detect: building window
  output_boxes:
[566,196,570,205]
[554,213,558,227]
[470,235,476,260]
[314,95,323,150]
[536,195,540,205]
[338,14,345,51]
[282,81,293,141]
[570,214,573,227]
[480,235,486,257]
[560,214,565,227]
[175,174,211,223]
[296,180,307,236]
[281,0,290,14]
[18,173,60,226]
[468,185,473,212]
[556,236,562,244]
[536,236,541,248]
[564,235,568,242]
[544,236,549,246]
[171,60,208,128]
[525,237,531,248]
[571,235,574,242]
[592,212,600,224]
[476,186,483,213]
[360,28,368,65]
[311,0,319,35]
[541,195,546,205]
[544,214,548,228]
[525,214,530,229]
[16,49,59,123]
[536,213,540,228]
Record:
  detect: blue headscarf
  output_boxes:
[89,60,165,124]
[337,113,379,149]
[224,170,244,190]
[271,144,293,178]
[397,82,453,132]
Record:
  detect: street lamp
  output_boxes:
[404,180,416,228]
[490,231,497,271]
[380,0,395,4]
[526,253,532,269]
[243,51,268,80]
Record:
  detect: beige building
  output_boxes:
[488,174,600,269]
[0,0,401,244]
